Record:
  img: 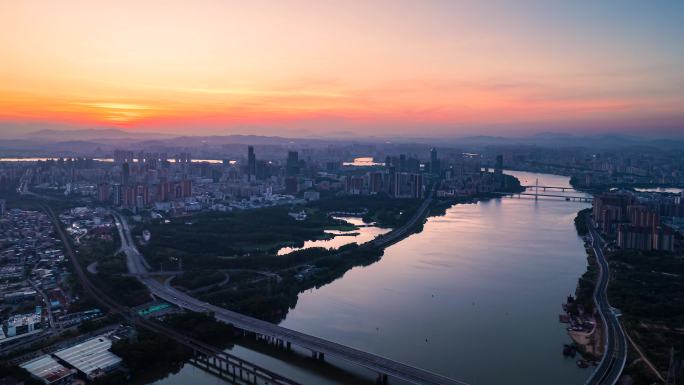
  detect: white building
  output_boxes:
[53,335,122,380]
[6,308,42,337]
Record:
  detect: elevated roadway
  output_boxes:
[112,190,471,385]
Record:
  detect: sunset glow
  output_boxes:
[1,0,682,137]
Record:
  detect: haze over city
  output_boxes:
[1,0,683,138]
[1,2,684,385]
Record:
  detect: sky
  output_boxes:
[1,0,683,138]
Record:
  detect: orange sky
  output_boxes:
[1,0,683,137]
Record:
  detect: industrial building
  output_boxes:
[20,355,76,385]
[53,335,122,380]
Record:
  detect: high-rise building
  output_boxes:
[97,183,111,202]
[370,172,384,194]
[430,148,439,175]
[286,151,299,176]
[399,154,407,172]
[181,179,192,197]
[495,155,503,175]
[111,184,123,206]
[494,154,504,188]
[247,146,256,181]
[121,162,130,185]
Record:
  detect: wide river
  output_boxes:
[153,171,592,385]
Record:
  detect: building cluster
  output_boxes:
[0,207,102,347]
[20,333,124,384]
[593,190,683,251]
[0,209,56,342]
[496,146,684,189]
[0,163,25,191]
[436,154,507,197]
[59,207,115,246]
[100,151,195,210]
[12,145,516,218]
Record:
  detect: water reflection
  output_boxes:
[277,217,390,255]
[278,171,592,385]
[342,157,385,167]
[152,171,594,385]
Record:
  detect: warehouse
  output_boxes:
[53,335,122,380]
[20,355,76,385]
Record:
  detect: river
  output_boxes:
[277,217,390,256]
[151,171,593,385]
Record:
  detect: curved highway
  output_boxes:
[584,217,627,385]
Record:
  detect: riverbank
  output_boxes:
[563,211,603,364]
[275,170,591,385]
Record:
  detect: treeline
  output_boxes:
[608,249,684,377]
[110,328,190,373]
[0,365,43,385]
[140,206,351,269]
[309,193,422,228]
[163,312,236,346]
[572,247,597,315]
[91,252,151,307]
[201,243,384,322]
[73,228,150,307]
[173,270,226,290]
[574,208,592,236]
[107,313,237,383]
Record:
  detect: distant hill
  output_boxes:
[447,133,684,149]
[1,129,681,158]
[22,128,174,141]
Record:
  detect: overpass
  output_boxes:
[112,190,471,385]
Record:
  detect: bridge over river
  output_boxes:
[112,191,471,385]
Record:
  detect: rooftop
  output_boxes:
[20,355,76,384]
[53,335,122,378]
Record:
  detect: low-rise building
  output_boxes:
[53,335,122,380]
[20,356,76,385]
[5,309,42,337]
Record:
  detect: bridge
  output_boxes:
[496,178,592,202]
[112,190,471,385]
[522,184,573,192]
[495,191,593,202]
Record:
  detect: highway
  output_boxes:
[584,217,627,385]
[112,190,472,385]
[43,205,301,385]
[372,187,433,248]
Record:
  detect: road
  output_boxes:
[372,187,433,248]
[28,279,55,329]
[584,217,627,385]
[43,205,300,385]
[112,191,472,385]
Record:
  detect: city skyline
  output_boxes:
[1,0,683,138]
